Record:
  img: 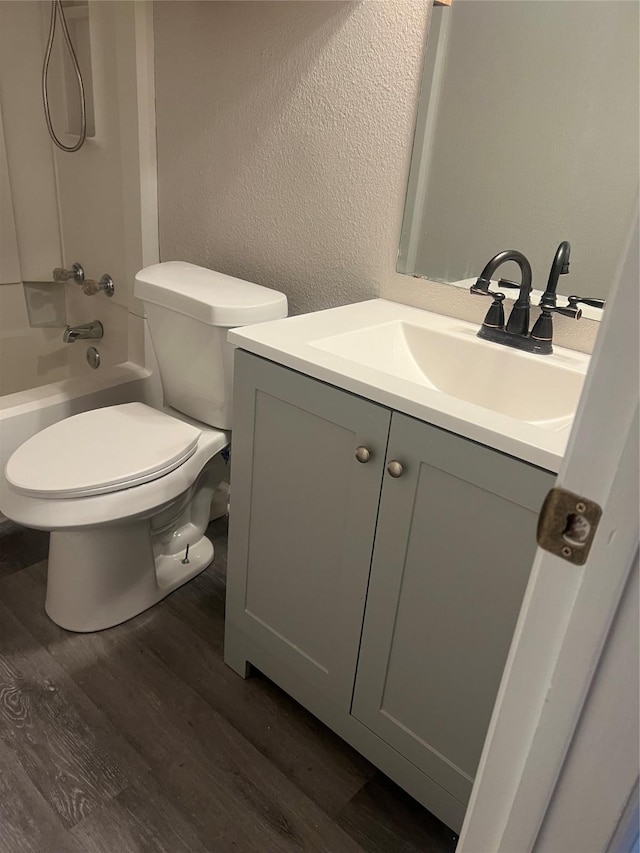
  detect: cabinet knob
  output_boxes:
[355,446,371,464]
[387,460,404,478]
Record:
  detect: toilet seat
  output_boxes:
[6,403,201,499]
[1,419,229,532]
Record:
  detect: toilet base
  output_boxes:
[45,521,213,632]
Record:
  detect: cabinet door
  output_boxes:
[352,412,554,805]
[225,351,391,708]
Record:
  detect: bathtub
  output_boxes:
[0,361,153,525]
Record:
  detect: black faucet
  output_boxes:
[471,243,602,355]
[470,249,534,343]
[539,240,571,311]
[529,242,586,354]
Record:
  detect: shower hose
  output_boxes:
[42,0,86,153]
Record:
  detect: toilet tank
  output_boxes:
[134,262,287,429]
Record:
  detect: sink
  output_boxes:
[310,320,585,429]
[227,299,591,471]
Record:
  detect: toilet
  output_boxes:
[0,262,287,632]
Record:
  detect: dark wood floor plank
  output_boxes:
[0,523,459,853]
[164,519,374,814]
[0,738,83,853]
[157,592,374,815]
[0,565,365,852]
[70,783,210,853]
[0,600,130,829]
[336,773,459,853]
[0,524,49,580]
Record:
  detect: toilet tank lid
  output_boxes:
[134,262,288,327]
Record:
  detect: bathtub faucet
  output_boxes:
[63,320,103,343]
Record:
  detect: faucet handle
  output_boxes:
[567,295,605,310]
[81,274,115,297]
[53,262,84,284]
[550,305,582,320]
[470,281,506,330]
[471,276,519,295]
[471,289,506,330]
[470,276,492,295]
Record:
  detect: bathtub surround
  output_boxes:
[0,519,458,853]
[154,0,599,354]
[0,2,61,283]
[0,284,70,395]
[0,1,158,397]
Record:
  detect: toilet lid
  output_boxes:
[5,403,201,499]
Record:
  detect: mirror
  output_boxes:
[398,1,639,300]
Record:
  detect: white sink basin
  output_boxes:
[228,299,591,472]
[310,320,584,429]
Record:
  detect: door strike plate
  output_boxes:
[537,487,602,565]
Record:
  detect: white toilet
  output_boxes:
[0,262,287,632]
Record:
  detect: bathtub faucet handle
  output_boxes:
[53,262,84,284]
[81,275,115,298]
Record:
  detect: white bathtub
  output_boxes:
[0,361,153,525]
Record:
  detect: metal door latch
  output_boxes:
[537,487,602,565]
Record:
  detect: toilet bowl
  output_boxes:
[0,263,287,631]
[1,403,228,631]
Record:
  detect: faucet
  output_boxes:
[63,320,103,343]
[529,241,581,354]
[538,241,571,311]
[471,243,585,355]
[470,249,533,340]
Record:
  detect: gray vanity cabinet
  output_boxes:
[351,412,553,805]
[225,350,554,830]
[225,349,391,709]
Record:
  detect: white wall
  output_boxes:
[154,0,599,354]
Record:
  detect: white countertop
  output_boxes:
[229,299,591,473]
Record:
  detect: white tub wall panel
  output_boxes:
[114,0,159,320]
[52,2,128,315]
[140,318,164,410]
[0,330,71,396]
[0,284,29,333]
[0,284,71,396]
[63,286,129,377]
[0,105,21,285]
[53,1,156,320]
[127,311,146,372]
[0,1,62,281]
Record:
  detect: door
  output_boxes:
[352,412,553,806]
[458,214,639,851]
[225,351,391,708]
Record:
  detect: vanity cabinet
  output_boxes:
[225,349,554,830]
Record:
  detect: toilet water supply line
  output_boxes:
[42,0,87,152]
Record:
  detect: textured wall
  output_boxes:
[154,0,598,351]
[155,0,430,316]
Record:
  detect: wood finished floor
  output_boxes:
[0,518,459,853]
